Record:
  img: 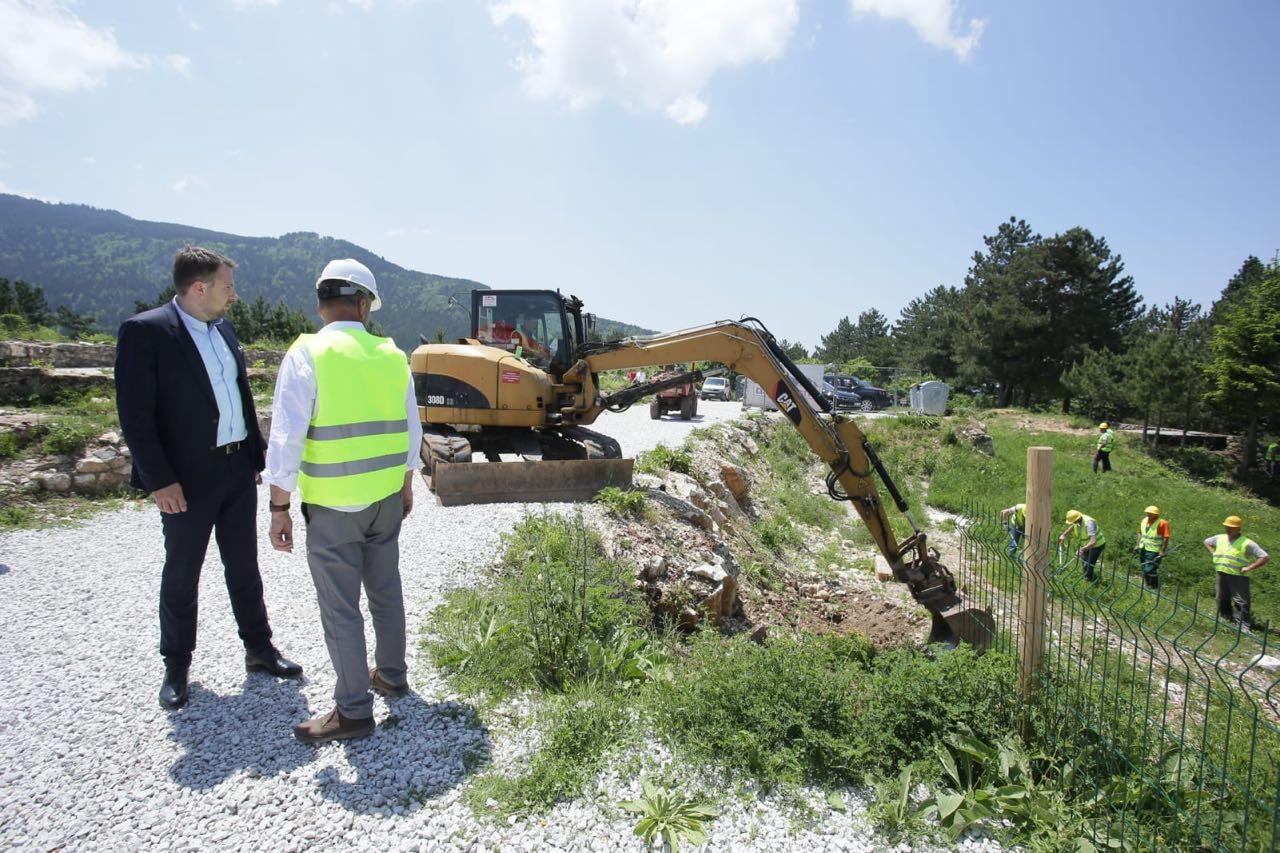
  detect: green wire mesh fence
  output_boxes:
[954,501,1280,851]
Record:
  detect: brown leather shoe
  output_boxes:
[293,708,375,744]
[369,667,410,697]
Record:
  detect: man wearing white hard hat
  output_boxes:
[262,258,424,743]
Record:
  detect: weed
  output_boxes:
[619,780,719,852]
[635,445,693,476]
[468,684,636,815]
[595,486,651,519]
[0,431,18,459]
[40,421,100,456]
[754,516,802,553]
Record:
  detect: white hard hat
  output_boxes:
[316,258,380,311]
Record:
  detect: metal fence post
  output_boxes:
[1019,447,1053,717]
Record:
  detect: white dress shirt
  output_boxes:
[262,321,423,512]
[172,297,248,446]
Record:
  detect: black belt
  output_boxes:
[212,440,244,455]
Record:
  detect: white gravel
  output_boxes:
[0,401,989,851]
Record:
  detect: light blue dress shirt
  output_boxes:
[173,298,248,446]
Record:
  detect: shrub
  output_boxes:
[40,421,99,456]
[647,634,1016,788]
[0,431,18,459]
[426,512,652,696]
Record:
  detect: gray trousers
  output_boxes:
[1215,572,1254,629]
[303,492,407,719]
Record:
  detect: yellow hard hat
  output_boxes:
[1099,422,1110,430]
[1065,509,1083,524]
[1223,515,1243,528]
[1145,505,1160,515]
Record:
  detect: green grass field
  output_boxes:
[863,414,1280,626]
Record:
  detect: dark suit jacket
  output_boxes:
[114,301,266,493]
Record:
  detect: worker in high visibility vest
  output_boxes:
[264,258,424,744]
[1093,422,1115,474]
[1059,509,1105,582]
[1266,441,1278,478]
[1134,505,1170,589]
[1205,516,1270,631]
[1000,502,1026,563]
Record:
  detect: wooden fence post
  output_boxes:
[1019,446,1053,709]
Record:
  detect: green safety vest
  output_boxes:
[1139,517,1167,553]
[1267,443,1278,461]
[1011,503,1026,531]
[1097,430,1115,452]
[1212,534,1256,577]
[1068,515,1106,547]
[294,329,410,507]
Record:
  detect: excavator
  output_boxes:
[409,288,994,648]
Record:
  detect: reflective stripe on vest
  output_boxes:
[1213,534,1255,576]
[1097,430,1114,452]
[294,329,410,507]
[1139,518,1166,553]
[1068,515,1106,547]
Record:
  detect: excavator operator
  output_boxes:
[511,315,551,363]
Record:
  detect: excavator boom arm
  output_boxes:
[562,321,993,648]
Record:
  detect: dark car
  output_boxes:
[821,378,863,410]
[826,375,891,411]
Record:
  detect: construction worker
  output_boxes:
[1059,509,1105,583]
[1205,516,1270,631]
[1000,502,1026,563]
[264,258,423,743]
[1266,440,1278,478]
[1134,505,1171,589]
[1093,422,1115,474]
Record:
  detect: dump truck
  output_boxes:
[409,288,993,648]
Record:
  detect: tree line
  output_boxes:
[799,218,1279,475]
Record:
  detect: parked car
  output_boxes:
[821,379,863,410]
[825,374,891,411]
[699,376,731,401]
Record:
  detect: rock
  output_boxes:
[73,474,98,490]
[75,457,108,474]
[1251,654,1280,673]
[688,564,728,585]
[874,554,895,582]
[719,464,750,502]
[749,625,768,643]
[97,431,120,445]
[700,576,737,618]
[91,447,119,463]
[39,472,71,493]
[642,555,667,581]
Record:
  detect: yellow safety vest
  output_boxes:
[294,329,410,507]
[1139,518,1166,553]
[1097,430,1115,452]
[1068,515,1106,547]
[1011,504,1026,531]
[1212,534,1256,577]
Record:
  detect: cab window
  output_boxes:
[475,293,568,369]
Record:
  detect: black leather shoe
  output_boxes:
[245,646,303,678]
[159,667,189,710]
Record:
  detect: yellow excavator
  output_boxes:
[410,288,993,648]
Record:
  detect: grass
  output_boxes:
[634,444,693,476]
[594,486,651,520]
[864,414,1280,625]
[0,489,139,531]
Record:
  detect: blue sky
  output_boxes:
[1,0,1276,348]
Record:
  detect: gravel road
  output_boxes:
[0,401,976,851]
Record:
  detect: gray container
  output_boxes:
[912,380,950,415]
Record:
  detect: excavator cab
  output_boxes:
[470,289,585,375]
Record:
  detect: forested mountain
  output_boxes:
[0,194,650,349]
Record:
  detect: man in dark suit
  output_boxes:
[116,246,302,710]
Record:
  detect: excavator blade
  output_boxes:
[927,605,996,651]
[431,459,634,507]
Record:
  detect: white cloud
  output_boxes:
[0,1,187,124]
[489,0,799,125]
[82,155,95,164]
[169,175,199,193]
[166,54,192,76]
[850,0,984,60]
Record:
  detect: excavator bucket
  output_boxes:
[431,458,634,507]
[927,605,996,651]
